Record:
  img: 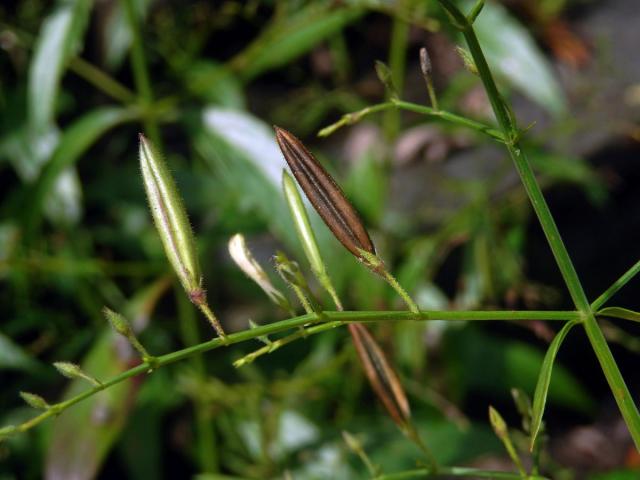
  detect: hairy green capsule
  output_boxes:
[275,127,378,269]
[139,134,203,304]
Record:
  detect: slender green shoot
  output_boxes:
[530,321,578,451]
[591,259,640,310]
[318,99,504,141]
[434,0,640,449]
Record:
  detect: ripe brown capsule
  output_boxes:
[349,323,411,428]
[274,127,377,266]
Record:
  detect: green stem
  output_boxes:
[436,0,640,450]
[380,268,420,314]
[384,8,409,140]
[591,259,640,310]
[392,99,504,141]
[234,321,342,368]
[6,309,577,439]
[318,100,503,141]
[176,292,218,473]
[196,301,226,340]
[375,466,548,480]
[121,0,161,147]
[69,57,137,104]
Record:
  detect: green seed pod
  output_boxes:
[282,172,325,278]
[139,134,203,304]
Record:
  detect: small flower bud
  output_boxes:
[456,46,478,75]
[53,361,101,387]
[419,47,432,77]
[274,251,318,314]
[19,392,49,410]
[103,307,151,360]
[374,60,398,99]
[489,405,508,439]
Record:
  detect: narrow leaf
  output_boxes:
[349,323,410,428]
[46,281,168,480]
[0,332,39,372]
[275,127,377,268]
[229,4,363,81]
[597,307,640,323]
[469,0,566,116]
[26,107,135,231]
[28,0,93,130]
[592,259,640,310]
[530,320,578,450]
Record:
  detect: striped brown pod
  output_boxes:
[274,126,377,265]
[348,323,411,428]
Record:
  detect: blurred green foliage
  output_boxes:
[0,0,623,478]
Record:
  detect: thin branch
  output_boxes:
[3,309,577,440]
[434,0,640,449]
[318,99,504,141]
[591,259,640,310]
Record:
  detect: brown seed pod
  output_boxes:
[274,127,377,265]
[349,323,411,428]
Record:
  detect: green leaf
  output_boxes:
[445,326,594,414]
[28,0,93,131]
[345,151,387,225]
[529,151,606,204]
[101,0,150,70]
[183,61,245,109]
[25,106,135,231]
[597,307,640,323]
[468,0,566,116]
[530,320,578,450]
[230,3,363,81]
[0,332,39,372]
[196,107,296,247]
[45,280,167,480]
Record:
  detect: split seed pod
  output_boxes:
[228,234,291,312]
[139,134,204,304]
[274,127,380,273]
[349,323,411,428]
